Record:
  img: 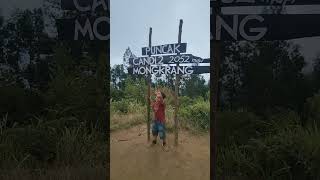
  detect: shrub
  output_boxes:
[304,91,320,126]
[55,127,107,167]
[179,99,210,131]
[215,111,263,147]
[218,110,320,180]
[0,112,107,170]
[179,96,194,107]
[123,77,146,104]
[219,125,320,180]
[127,101,145,114]
[265,109,301,133]
[1,127,57,168]
[0,86,45,126]
[111,99,131,114]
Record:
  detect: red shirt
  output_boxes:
[151,99,166,123]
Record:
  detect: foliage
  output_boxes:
[181,74,209,98]
[312,54,320,91]
[123,76,147,104]
[111,99,131,114]
[221,41,310,114]
[304,91,320,126]
[216,111,263,147]
[179,96,194,107]
[0,8,108,178]
[179,98,210,131]
[0,86,45,126]
[111,64,127,90]
[44,47,101,129]
[217,109,320,180]
[0,114,107,170]
[218,123,320,180]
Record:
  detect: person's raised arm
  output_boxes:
[146,94,153,106]
[158,95,164,105]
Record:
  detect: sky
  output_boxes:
[1,0,320,74]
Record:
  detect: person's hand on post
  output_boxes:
[146,95,151,103]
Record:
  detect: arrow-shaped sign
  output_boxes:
[210,0,320,7]
[128,65,210,75]
[129,54,210,65]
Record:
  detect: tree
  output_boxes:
[165,73,175,91]
[123,76,147,104]
[123,47,136,68]
[111,64,127,90]
[220,40,308,115]
[181,74,208,99]
[0,14,4,62]
[312,54,320,91]
[220,41,249,110]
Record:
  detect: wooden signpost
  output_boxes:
[128,19,210,145]
[147,28,152,142]
[174,19,183,146]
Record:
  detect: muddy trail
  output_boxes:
[110,125,210,180]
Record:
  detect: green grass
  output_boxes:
[0,166,107,180]
[0,114,108,180]
[110,99,210,136]
[217,110,320,180]
[110,116,145,132]
[110,103,146,131]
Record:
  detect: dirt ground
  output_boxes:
[110,125,210,180]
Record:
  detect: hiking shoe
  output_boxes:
[162,143,169,152]
[149,140,157,147]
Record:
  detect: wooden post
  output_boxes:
[147,27,152,142]
[211,1,221,180]
[174,19,183,146]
